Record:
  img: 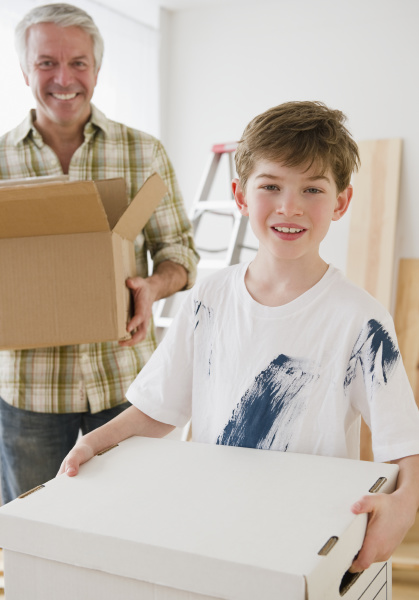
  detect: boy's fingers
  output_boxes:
[351,495,377,515]
[349,495,380,572]
[349,494,397,572]
[350,547,374,573]
[57,456,79,477]
[64,461,79,477]
[57,444,94,477]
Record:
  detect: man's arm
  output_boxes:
[58,405,175,476]
[120,260,188,347]
[350,454,419,572]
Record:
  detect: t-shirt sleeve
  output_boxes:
[347,315,419,462]
[125,290,195,427]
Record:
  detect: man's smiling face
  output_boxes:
[23,22,98,130]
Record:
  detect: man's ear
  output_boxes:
[232,178,249,216]
[94,67,100,87]
[332,184,353,222]
[21,66,30,87]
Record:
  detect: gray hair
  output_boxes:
[15,3,104,73]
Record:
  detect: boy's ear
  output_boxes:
[232,178,249,216]
[332,185,353,221]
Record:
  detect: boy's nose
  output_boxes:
[275,192,303,216]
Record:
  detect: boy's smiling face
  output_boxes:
[233,159,352,268]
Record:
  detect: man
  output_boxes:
[0,3,199,504]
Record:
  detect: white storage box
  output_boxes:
[0,437,398,600]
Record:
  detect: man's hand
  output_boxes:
[119,261,188,347]
[121,276,156,346]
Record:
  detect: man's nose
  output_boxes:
[53,64,74,87]
[275,191,303,216]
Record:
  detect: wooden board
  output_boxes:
[394,259,419,408]
[392,543,419,571]
[346,139,403,461]
[394,262,419,556]
[346,138,403,311]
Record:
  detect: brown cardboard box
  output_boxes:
[0,173,167,349]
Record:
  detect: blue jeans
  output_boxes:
[0,396,130,504]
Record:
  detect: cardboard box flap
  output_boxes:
[93,178,128,230]
[0,439,399,600]
[0,180,111,238]
[113,173,168,240]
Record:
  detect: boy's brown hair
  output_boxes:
[235,101,360,192]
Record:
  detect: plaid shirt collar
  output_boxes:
[10,104,109,148]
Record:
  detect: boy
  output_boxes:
[60,101,419,573]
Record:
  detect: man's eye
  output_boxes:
[38,61,54,68]
[306,188,321,194]
[73,61,87,69]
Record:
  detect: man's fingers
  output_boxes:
[125,277,142,291]
[119,322,147,346]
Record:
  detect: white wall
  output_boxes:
[160,0,419,278]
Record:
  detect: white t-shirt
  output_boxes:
[126,263,419,462]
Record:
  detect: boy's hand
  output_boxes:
[57,443,95,477]
[349,491,415,572]
[56,406,175,479]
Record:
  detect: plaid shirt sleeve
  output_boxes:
[144,138,198,287]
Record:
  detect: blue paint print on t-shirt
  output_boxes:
[217,354,316,450]
[344,319,400,390]
[194,300,214,376]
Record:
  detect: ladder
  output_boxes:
[153,142,252,330]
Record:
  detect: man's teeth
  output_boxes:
[53,93,77,100]
[274,226,303,233]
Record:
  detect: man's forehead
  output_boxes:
[26,22,93,50]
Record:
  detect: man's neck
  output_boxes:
[33,114,88,174]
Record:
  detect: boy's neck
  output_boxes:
[244,254,329,307]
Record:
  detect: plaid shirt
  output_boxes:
[0,105,198,413]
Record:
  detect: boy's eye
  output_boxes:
[306,188,321,194]
[262,185,279,191]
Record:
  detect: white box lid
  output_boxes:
[0,437,399,600]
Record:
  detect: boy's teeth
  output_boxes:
[53,93,77,100]
[274,226,303,233]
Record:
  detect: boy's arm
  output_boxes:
[57,405,175,477]
[350,454,419,573]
